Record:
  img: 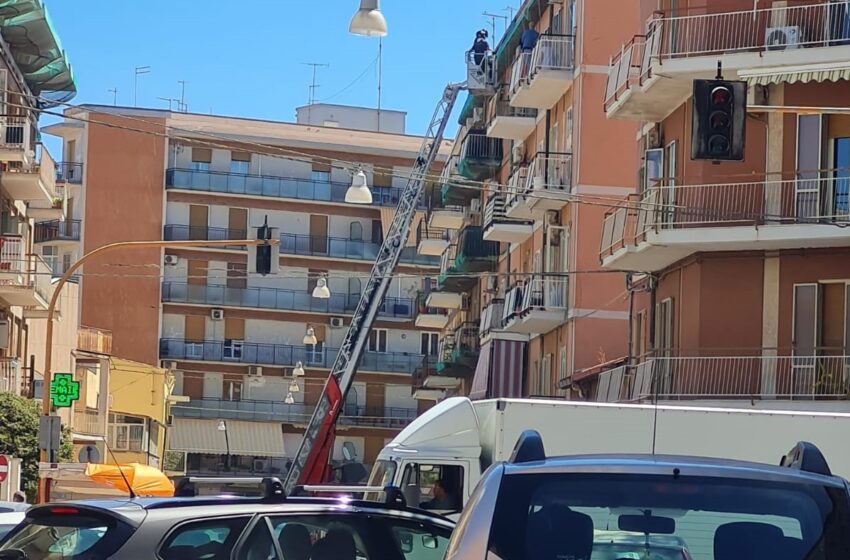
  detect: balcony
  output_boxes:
[161,282,414,320]
[440,157,481,206]
[506,152,572,219]
[73,409,107,437]
[34,219,81,245]
[165,168,413,208]
[1,143,58,203]
[479,298,529,343]
[416,222,449,257]
[437,226,499,292]
[600,176,850,273]
[164,224,247,245]
[503,277,569,334]
[412,355,454,397]
[605,2,850,121]
[56,162,83,184]
[483,194,533,244]
[0,115,37,165]
[0,358,21,396]
[509,35,575,110]
[172,398,418,429]
[593,349,850,403]
[0,239,51,308]
[503,164,533,220]
[28,184,66,220]
[436,323,480,377]
[414,292,449,329]
[486,91,538,141]
[428,205,469,230]
[77,327,113,355]
[160,339,425,374]
[456,132,503,182]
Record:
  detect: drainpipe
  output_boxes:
[626,276,634,366]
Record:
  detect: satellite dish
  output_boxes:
[78,445,100,464]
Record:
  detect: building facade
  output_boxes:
[414,0,639,401]
[593,0,850,411]
[47,104,450,476]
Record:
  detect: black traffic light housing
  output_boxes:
[691,79,747,161]
[249,215,279,276]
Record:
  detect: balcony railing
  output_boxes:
[504,277,569,321]
[600,175,850,260]
[604,36,647,111]
[457,132,503,181]
[524,152,572,197]
[280,233,439,266]
[34,219,81,243]
[162,282,414,319]
[73,408,107,436]
[163,225,247,244]
[0,358,21,395]
[596,349,850,402]
[56,162,83,184]
[0,115,35,153]
[510,35,576,96]
[0,235,23,274]
[78,327,113,355]
[437,323,480,375]
[165,168,413,208]
[172,397,418,429]
[160,338,425,374]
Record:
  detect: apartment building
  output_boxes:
[595,0,850,411]
[0,5,75,398]
[46,103,450,476]
[414,0,639,401]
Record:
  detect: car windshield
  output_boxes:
[0,509,126,560]
[486,472,850,560]
[364,459,398,501]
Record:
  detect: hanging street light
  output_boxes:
[345,170,373,204]
[293,361,305,377]
[349,0,388,37]
[285,392,295,404]
[303,326,318,345]
[289,379,301,393]
[312,276,331,299]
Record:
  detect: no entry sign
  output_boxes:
[0,455,9,483]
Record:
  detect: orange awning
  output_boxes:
[85,463,174,497]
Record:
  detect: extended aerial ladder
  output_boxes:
[282,81,470,495]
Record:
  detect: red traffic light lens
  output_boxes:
[711,86,731,105]
[710,111,730,130]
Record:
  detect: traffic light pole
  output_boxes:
[37,237,277,503]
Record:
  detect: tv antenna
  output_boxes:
[483,11,509,44]
[302,62,330,106]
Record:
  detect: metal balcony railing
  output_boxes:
[490,89,538,120]
[34,219,81,243]
[160,338,425,374]
[73,408,107,436]
[161,282,414,319]
[503,277,569,323]
[56,162,83,184]
[596,349,850,402]
[165,168,415,208]
[484,194,532,229]
[163,225,247,244]
[0,358,20,395]
[438,322,480,364]
[78,327,113,355]
[510,34,575,96]
[524,152,573,196]
[0,235,24,274]
[0,115,35,152]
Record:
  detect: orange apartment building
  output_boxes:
[413,0,639,401]
[46,103,451,476]
[596,0,850,411]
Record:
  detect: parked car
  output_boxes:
[0,477,454,559]
[444,433,850,560]
[0,513,25,542]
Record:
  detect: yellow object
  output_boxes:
[85,463,174,497]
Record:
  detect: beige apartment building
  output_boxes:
[594,0,850,411]
[413,0,640,401]
[46,103,450,476]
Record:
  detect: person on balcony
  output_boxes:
[520,21,539,52]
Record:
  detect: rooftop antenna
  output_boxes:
[504,5,515,21]
[302,62,330,106]
[178,80,187,112]
[108,87,118,106]
[157,97,179,111]
[483,11,509,44]
[134,65,151,107]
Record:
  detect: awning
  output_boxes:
[740,62,850,86]
[168,418,285,457]
[491,340,525,398]
[469,341,493,400]
[380,208,423,248]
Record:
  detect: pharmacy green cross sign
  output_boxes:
[50,373,80,408]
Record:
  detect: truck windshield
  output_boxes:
[364,459,397,501]
[485,472,850,560]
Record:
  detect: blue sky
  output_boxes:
[45,0,520,138]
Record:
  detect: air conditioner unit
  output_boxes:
[512,144,525,165]
[210,308,225,321]
[162,361,178,370]
[248,365,263,377]
[765,26,802,50]
[164,255,179,266]
[329,316,345,328]
[253,459,268,472]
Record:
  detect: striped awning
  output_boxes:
[469,341,493,401]
[741,62,850,86]
[469,340,526,400]
[168,418,285,457]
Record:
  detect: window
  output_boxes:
[1,515,126,559]
[311,170,330,183]
[368,329,388,353]
[191,148,211,172]
[401,463,464,512]
[159,518,249,560]
[191,161,210,172]
[558,347,568,397]
[108,414,146,452]
[420,332,439,356]
[643,147,664,193]
[185,342,204,359]
[230,151,251,175]
[306,342,325,365]
[62,253,72,274]
[540,353,552,397]
[222,377,243,401]
[223,339,243,360]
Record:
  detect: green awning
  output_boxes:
[494,0,545,71]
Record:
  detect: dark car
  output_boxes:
[445,434,850,560]
[0,478,454,560]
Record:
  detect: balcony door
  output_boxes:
[833,137,850,218]
[545,226,569,308]
[189,205,208,241]
[792,283,850,396]
[796,115,826,219]
[309,215,329,254]
[228,208,247,241]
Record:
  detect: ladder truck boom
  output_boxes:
[282,82,467,495]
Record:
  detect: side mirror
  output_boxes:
[422,535,438,549]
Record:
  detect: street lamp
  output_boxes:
[303,326,318,345]
[349,0,387,37]
[346,170,373,204]
[217,419,230,472]
[312,276,331,299]
[293,361,305,377]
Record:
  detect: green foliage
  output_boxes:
[0,393,75,501]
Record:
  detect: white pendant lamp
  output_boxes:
[346,170,373,204]
[312,276,331,299]
[303,326,318,345]
[349,0,388,37]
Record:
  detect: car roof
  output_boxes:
[0,512,25,524]
[502,453,847,487]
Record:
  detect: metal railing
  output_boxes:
[0,235,24,274]
[439,322,480,364]
[73,408,107,436]
[598,349,850,402]
[29,255,53,303]
[0,115,35,151]
[459,133,503,164]
[165,168,414,208]
[0,358,20,395]
[78,327,113,355]
[56,162,83,184]
[604,35,647,111]
[161,282,414,319]
[490,90,538,121]
[484,194,532,229]
[160,338,426,374]
[163,225,247,244]
[524,152,573,196]
[34,219,81,243]
[172,398,418,429]
[480,298,508,336]
[510,35,575,96]
[503,277,569,324]
[280,233,438,265]
[506,164,530,209]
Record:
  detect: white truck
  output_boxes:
[368,397,850,510]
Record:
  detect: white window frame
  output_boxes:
[108,422,146,452]
[223,339,243,360]
[186,342,204,359]
[369,329,388,353]
[420,332,440,356]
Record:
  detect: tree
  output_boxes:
[0,393,73,500]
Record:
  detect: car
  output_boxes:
[0,504,28,515]
[0,477,455,560]
[0,512,25,542]
[444,433,850,560]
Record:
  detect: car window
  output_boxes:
[486,473,850,560]
[0,515,119,559]
[390,524,449,560]
[160,517,249,560]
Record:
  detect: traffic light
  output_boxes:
[691,79,747,161]
[248,216,279,276]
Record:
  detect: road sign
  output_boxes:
[50,373,80,408]
[0,455,8,483]
[38,416,61,459]
[78,445,100,464]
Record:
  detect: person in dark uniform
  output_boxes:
[471,29,490,67]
